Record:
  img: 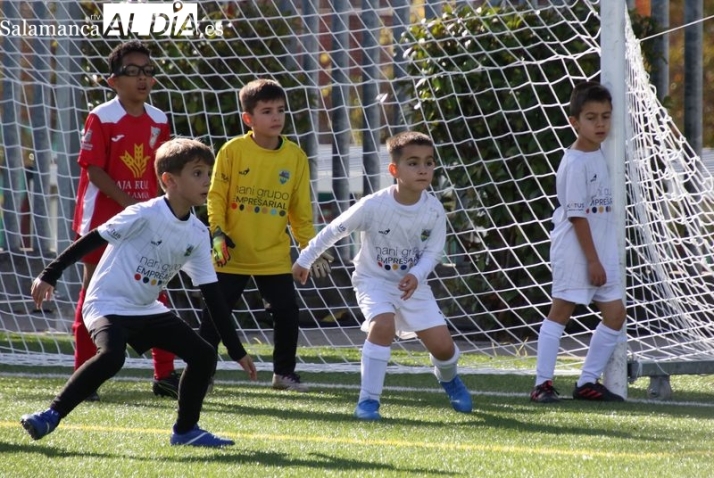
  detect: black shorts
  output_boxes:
[89,312,204,358]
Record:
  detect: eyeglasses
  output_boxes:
[115,64,157,77]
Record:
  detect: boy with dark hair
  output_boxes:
[292,131,472,420]
[73,40,178,400]
[21,138,257,447]
[530,81,626,403]
[200,78,332,392]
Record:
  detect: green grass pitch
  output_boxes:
[1,363,713,477]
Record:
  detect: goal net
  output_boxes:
[2,0,714,376]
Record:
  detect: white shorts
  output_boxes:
[356,284,446,340]
[552,282,623,305]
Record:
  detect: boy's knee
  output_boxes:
[367,321,395,346]
[601,302,627,331]
[270,302,299,321]
[185,339,217,371]
[604,312,626,331]
[429,342,456,362]
[95,350,126,374]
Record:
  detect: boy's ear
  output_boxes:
[388,162,398,178]
[107,75,117,89]
[568,115,579,130]
[241,111,252,128]
[160,171,175,189]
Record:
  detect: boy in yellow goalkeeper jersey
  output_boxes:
[200,78,332,391]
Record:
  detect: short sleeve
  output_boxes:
[96,203,145,244]
[562,160,589,219]
[77,113,108,169]
[181,226,219,286]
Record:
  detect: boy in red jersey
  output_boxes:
[72,41,177,399]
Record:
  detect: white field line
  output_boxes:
[3,371,714,408]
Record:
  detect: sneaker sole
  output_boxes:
[573,394,624,402]
[170,433,235,447]
[530,395,561,404]
[171,438,235,447]
[20,418,43,440]
[531,398,561,404]
[272,384,309,392]
[354,412,381,421]
[153,384,179,398]
[451,403,473,413]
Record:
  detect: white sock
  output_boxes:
[359,341,391,403]
[430,345,460,382]
[577,322,620,387]
[535,320,566,386]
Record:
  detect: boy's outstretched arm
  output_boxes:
[31,230,107,308]
[199,282,257,380]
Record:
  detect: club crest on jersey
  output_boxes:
[121,144,150,178]
[149,127,161,149]
[80,128,93,151]
[183,245,194,257]
[420,229,431,241]
[278,170,290,185]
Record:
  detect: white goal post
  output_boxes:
[2,1,714,390]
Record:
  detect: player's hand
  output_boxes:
[30,278,54,309]
[212,231,235,267]
[310,251,334,279]
[587,260,606,287]
[292,262,310,285]
[238,354,258,381]
[398,273,418,300]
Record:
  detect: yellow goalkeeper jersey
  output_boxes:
[207,132,315,275]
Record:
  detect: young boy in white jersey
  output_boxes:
[201,78,332,392]
[292,131,472,420]
[530,82,626,403]
[20,138,257,447]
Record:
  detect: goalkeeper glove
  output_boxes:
[212,230,235,267]
[310,251,334,279]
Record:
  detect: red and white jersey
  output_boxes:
[72,97,170,236]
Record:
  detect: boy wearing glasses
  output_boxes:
[71,40,177,400]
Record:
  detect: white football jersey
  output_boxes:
[82,196,216,329]
[297,185,446,295]
[550,148,620,289]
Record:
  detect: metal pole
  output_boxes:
[361,0,381,196]
[650,0,669,102]
[330,0,351,259]
[302,0,320,221]
[0,0,24,252]
[684,0,702,158]
[600,0,628,399]
[391,0,409,134]
[29,0,53,254]
[54,1,83,295]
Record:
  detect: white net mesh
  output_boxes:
[1,0,713,375]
